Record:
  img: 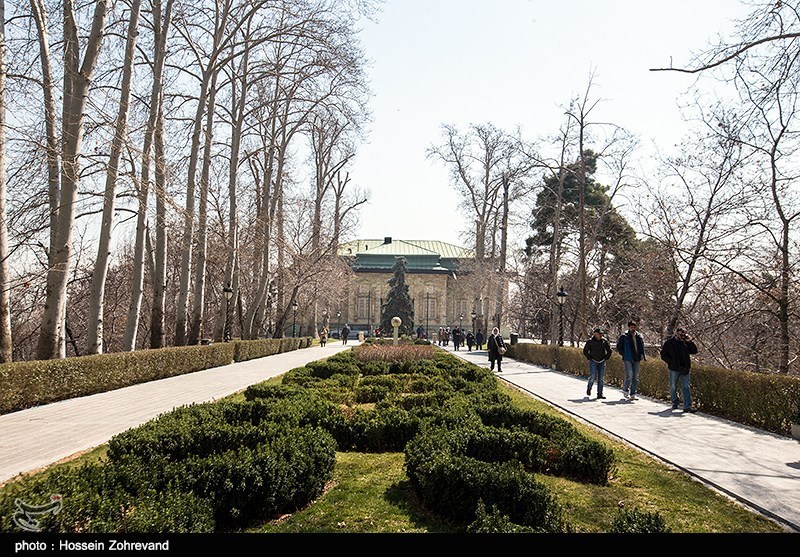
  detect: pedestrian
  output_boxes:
[341,323,350,345]
[583,327,612,399]
[438,327,444,346]
[616,320,646,400]
[445,327,451,346]
[319,325,329,347]
[416,325,424,339]
[487,327,506,372]
[466,331,475,351]
[453,327,462,351]
[660,327,699,413]
[475,329,485,350]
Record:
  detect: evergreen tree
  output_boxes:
[380,257,414,336]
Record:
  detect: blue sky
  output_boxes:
[348,0,752,248]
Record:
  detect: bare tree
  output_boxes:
[36,0,109,360]
[0,0,12,361]
[86,0,142,354]
[125,0,174,351]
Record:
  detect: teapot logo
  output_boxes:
[13,494,62,532]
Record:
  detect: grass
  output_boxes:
[1,355,789,534]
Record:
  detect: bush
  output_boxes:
[164,426,335,526]
[0,464,215,533]
[348,406,420,452]
[404,443,568,532]
[466,500,537,533]
[609,506,671,533]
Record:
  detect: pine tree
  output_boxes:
[380,257,414,336]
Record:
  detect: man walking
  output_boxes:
[341,323,350,345]
[617,320,646,400]
[475,329,485,351]
[660,327,698,413]
[583,328,612,399]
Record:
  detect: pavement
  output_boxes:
[442,343,800,533]
[2,339,799,533]
[0,341,357,485]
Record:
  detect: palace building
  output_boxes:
[336,237,507,338]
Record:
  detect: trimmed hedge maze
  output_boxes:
[0,344,617,532]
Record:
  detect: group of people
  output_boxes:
[583,321,698,412]
[435,326,486,352]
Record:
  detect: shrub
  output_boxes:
[466,500,537,533]
[348,406,420,452]
[353,344,437,362]
[0,464,215,533]
[609,506,671,533]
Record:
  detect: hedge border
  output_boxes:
[0,337,313,415]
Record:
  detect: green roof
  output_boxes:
[338,239,473,259]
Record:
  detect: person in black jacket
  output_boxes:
[583,328,613,399]
[616,321,646,400]
[660,327,699,412]
[475,330,485,350]
[487,327,506,372]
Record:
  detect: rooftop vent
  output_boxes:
[384,236,392,244]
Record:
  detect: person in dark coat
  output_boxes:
[487,327,506,372]
[475,330,485,350]
[583,328,612,399]
[616,320,646,400]
[341,324,350,345]
[453,327,462,350]
[466,331,475,351]
[660,327,699,413]
[319,326,329,347]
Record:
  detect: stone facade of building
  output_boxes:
[335,237,506,339]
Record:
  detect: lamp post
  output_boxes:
[292,300,299,338]
[336,310,341,338]
[459,312,463,330]
[223,283,233,341]
[322,309,328,336]
[367,291,371,338]
[471,309,476,333]
[425,293,431,341]
[557,286,568,346]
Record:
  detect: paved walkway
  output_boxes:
[0,342,357,484]
[442,344,800,532]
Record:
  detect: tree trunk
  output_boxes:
[36,0,108,360]
[124,0,172,351]
[149,103,168,349]
[187,70,219,345]
[87,0,141,354]
[0,0,12,362]
[30,0,62,355]
[174,68,214,346]
[495,174,509,330]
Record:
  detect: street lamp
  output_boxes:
[459,312,463,330]
[292,300,299,338]
[336,310,341,338]
[471,308,476,332]
[425,293,431,341]
[223,283,233,341]
[557,286,568,346]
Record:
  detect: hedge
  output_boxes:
[0,337,312,415]
[506,343,800,437]
[404,429,569,532]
